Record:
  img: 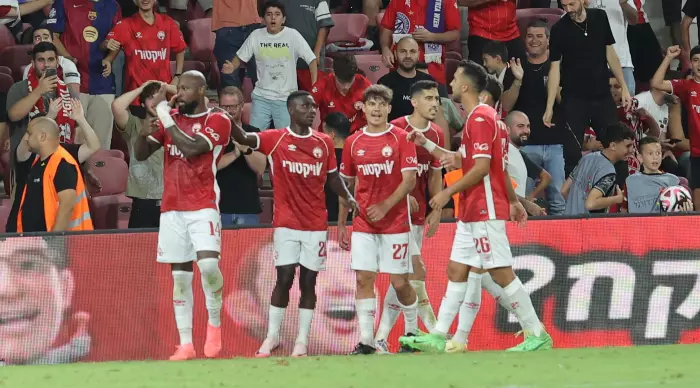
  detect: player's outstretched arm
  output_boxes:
[134,119,163,161]
[229,121,259,149]
[154,100,211,158]
[408,129,454,161]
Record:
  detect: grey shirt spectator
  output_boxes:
[625,172,680,213]
[118,113,164,200]
[280,0,334,71]
[564,151,617,216]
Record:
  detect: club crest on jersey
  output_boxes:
[395,12,411,34]
[88,11,97,20]
[49,8,56,18]
[354,101,363,110]
[329,101,335,108]
[312,146,323,159]
[381,145,393,157]
[158,31,165,41]
[192,123,202,133]
[135,32,142,39]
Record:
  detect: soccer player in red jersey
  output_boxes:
[133,71,231,361]
[229,90,357,358]
[311,54,372,134]
[372,80,444,353]
[338,84,420,355]
[103,0,186,96]
[399,61,553,353]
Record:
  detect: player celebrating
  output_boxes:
[339,84,419,355]
[229,91,357,358]
[399,61,553,353]
[134,71,231,361]
[372,80,444,353]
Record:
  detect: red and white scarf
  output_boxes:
[27,65,76,143]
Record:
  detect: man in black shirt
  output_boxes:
[378,37,446,121]
[215,86,266,226]
[511,19,566,215]
[322,111,350,223]
[545,0,632,177]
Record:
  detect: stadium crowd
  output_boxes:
[0,0,697,232]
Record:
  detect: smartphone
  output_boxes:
[668,139,682,145]
[45,68,57,78]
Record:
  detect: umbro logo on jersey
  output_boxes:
[287,144,297,151]
[357,149,365,156]
[475,117,485,122]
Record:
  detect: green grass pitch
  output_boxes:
[2,345,697,388]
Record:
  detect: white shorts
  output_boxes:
[157,209,221,264]
[273,227,328,272]
[351,232,411,274]
[449,220,514,269]
[409,225,424,257]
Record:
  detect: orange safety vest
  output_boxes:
[443,169,463,218]
[17,146,93,232]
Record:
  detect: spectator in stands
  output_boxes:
[281,0,334,92]
[626,0,662,85]
[212,0,262,88]
[322,111,350,222]
[222,1,317,130]
[415,62,460,145]
[589,0,637,95]
[103,0,186,108]
[313,54,371,134]
[379,0,460,95]
[562,122,634,216]
[481,41,520,117]
[6,99,99,232]
[546,0,631,178]
[215,86,265,226]
[625,136,688,213]
[46,0,121,150]
[504,111,551,208]
[458,0,523,63]
[7,42,81,157]
[112,80,166,229]
[169,0,212,44]
[16,115,94,232]
[1,0,53,39]
[511,20,565,215]
[379,37,447,122]
[0,0,18,25]
[23,25,81,96]
[682,0,700,71]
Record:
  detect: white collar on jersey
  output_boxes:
[404,116,431,132]
[465,103,489,122]
[285,127,313,138]
[361,124,394,137]
[179,108,211,118]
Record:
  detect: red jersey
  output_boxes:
[380,0,461,85]
[671,79,700,156]
[340,125,418,234]
[254,128,337,231]
[390,116,444,225]
[148,109,231,212]
[107,13,186,95]
[312,73,372,134]
[457,104,510,223]
[467,0,519,42]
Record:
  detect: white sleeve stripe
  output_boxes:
[147,135,160,144]
[472,154,491,159]
[401,167,418,171]
[339,172,355,178]
[196,132,213,151]
[328,167,338,173]
[251,132,261,150]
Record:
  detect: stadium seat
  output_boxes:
[0,45,32,81]
[446,51,462,61]
[241,77,254,103]
[0,73,13,93]
[170,60,207,76]
[355,55,389,84]
[259,197,273,224]
[186,1,207,21]
[327,14,369,45]
[445,58,460,94]
[324,56,334,72]
[85,152,128,197]
[516,9,565,38]
[187,18,215,62]
[90,194,132,230]
[242,102,252,125]
[446,39,461,54]
[107,149,125,160]
[0,65,12,77]
[0,25,14,51]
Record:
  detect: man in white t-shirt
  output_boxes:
[22,25,81,96]
[222,1,317,130]
[589,0,637,95]
[634,89,676,141]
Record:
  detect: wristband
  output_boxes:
[423,139,437,153]
[156,101,175,128]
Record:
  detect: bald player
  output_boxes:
[16,114,94,233]
[134,70,232,361]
